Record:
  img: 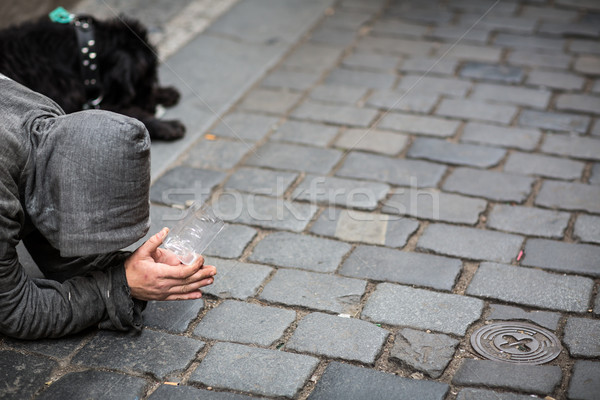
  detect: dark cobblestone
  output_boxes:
[340,245,462,291]
[292,100,378,127]
[148,384,262,400]
[459,62,524,84]
[508,50,571,69]
[461,122,541,150]
[390,328,459,379]
[541,134,600,161]
[238,88,302,115]
[527,70,585,90]
[556,94,600,115]
[309,85,369,105]
[259,269,366,314]
[36,371,147,400]
[307,362,449,400]
[341,51,400,71]
[202,257,272,300]
[519,110,590,133]
[418,224,523,263]
[181,139,249,170]
[399,57,458,75]
[249,231,352,273]
[261,67,321,91]
[0,351,57,400]
[397,75,472,97]
[286,312,388,364]
[563,317,600,357]
[366,89,439,114]
[436,99,517,124]
[470,83,551,108]
[487,304,561,331]
[504,151,585,180]
[224,167,298,197]
[281,43,344,71]
[467,262,594,312]
[205,223,257,259]
[143,299,204,333]
[456,388,535,400]
[535,181,600,213]
[271,120,339,147]
[574,215,600,244]
[443,168,535,203]
[487,204,570,238]
[333,128,408,155]
[211,112,279,141]
[568,360,600,400]
[245,142,342,174]
[408,137,506,168]
[362,283,483,335]
[452,359,562,395]
[325,68,396,90]
[378,112,461,137]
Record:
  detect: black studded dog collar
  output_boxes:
[73,15,103,109]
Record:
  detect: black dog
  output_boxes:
[0,15,185,140]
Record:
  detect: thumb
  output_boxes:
[138,227,169,255]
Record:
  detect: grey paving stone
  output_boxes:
[575,55,600,75]
[366,89,439,113]
[341,51,400,71]
[0,351,57,400]
[574,215,600,244]
[215,192,318,232]
[487,304,561,331]
[334,128,408,155]
[408,137,506,168]
[429,26,490,44]
[205,223,258,259]
[309,85,369,105]
[437,99,518,124]
[307,361,449,400]
[149,384,263,400]
[194,300,296,346]
[487,205,570,239]
[444,167,535,203]
[325,68,396,89]
[527,70,585,91]
[462,15,537,34]
[570,39,600,54]
[542,134,600,160]
[340,245,462,291]
[310,208,419,248]
[495,33,565,51]
[262,68,321,91]
[238,88,302,114]
[245,142,342,174]
[292,174,390,210]
[456,388,535,400]
[397,75,472,97]
[594,81,600,94]
[461,122,541,151]
[190,342,318,398]
[435,43,503,63]
[3,333,86,359]
[371,19,429,39]
[211,112,279,141]
[378,113,460,137]
[460,62,524,84]
[399,57,458,75]
[521,4,578,20]
[390,328,459,379]
[556,94,600,115]
[259,269,366,314]
[337,151,446,187]
[450,1,518,14]
[36,370,147,400]
[382,188,487,225]
[452,359,562,395]
[467,262,594,312]
[504,151,585,180]
[536,181,600,214]
[568,360,600,400]
[563,317,600,357]
[393,6,454,24]
[72,330,205,379]
[310,26,356,48]
[592,163,600,185]
[508,50,572,69]
[249,232,351,273]
[321,8,373,30]
[418,224,523,263]
[356,36,435,56]
[224,167,298,197]
[362,283,483,335]
[143,299,204,333]
[201,257,272,300]
[150,166,226,206]
[471,83,551,109]
[282,42,344,71]
[522,110,592,134]
[270,120,339,147]
[291,101,379,127]
[286,312,388,364]
[181,138,250,170]
[593,120,600,137]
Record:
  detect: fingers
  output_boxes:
[160,256,207,280]
[138,227,169,256]
[169,276,214,296]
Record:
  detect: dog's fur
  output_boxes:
[0,16,185,140]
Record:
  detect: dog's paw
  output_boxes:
[155,86,181,108]
[149,119,186,141]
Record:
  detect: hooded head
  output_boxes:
[0,74,152,257]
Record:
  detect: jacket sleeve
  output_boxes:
[0,179,145,340]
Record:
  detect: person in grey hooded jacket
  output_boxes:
[0,74,216,339]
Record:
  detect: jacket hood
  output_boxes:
[1,75,151,257]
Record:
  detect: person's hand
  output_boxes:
[124,227,217,301]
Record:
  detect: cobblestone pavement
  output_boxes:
[2,0,600,399]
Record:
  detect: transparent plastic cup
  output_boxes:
[162,202,224,265]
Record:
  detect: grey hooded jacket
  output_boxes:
[0,74,150,339]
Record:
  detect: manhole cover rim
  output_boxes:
[470,321,562,365]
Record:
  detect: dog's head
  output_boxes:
[97,17,161,112]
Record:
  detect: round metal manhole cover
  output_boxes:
[470,322,562,365]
